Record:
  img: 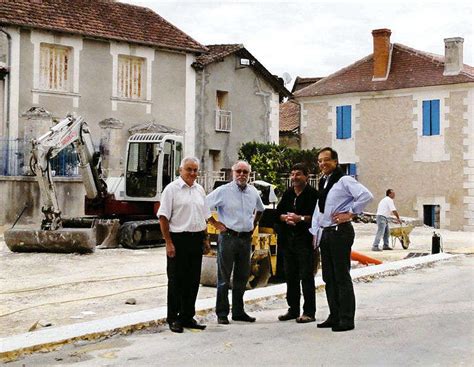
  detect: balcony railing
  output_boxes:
[215,109,232,132]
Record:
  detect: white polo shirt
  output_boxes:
[157,177,211,233]
[376,196,397,218]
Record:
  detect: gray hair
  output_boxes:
[180,156,200,168]
[232,160,251,172]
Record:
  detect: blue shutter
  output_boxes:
[348,163,357,176]
[431,99,440,135]
[422,100,431,136]
[336,106,343,139]
[342,105,352,138]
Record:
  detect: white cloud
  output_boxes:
[123,0,473,81]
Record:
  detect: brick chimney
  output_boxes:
[443,37,464,76]
[372,28,392,81]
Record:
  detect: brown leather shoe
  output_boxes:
[278,312,298,321]
[296,315,315,323]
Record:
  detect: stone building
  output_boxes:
[295,29,474,231]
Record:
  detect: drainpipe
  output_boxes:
[0,27,11,175]
[199,68,206,171]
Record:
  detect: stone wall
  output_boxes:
[0,177,85,226]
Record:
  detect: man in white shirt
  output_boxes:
[372,189,401,251]
[158,157,211,333]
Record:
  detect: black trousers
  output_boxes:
[166,231,204,324]
[283,232,315,317]
[320,222,355,326]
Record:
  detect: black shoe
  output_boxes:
[169,321,183,333]
[217,316,229,325]
[383,246,393,250]
[232,313,256,322]
[332,323,355,332]
[278,312,298,321]
[182,319,206,330]
[317,318,338,328]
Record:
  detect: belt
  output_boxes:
[225,228,253,238]
[171,231,205,237]
[322,222,351,232]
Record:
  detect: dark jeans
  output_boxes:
[283,232,315,317]
[216,232,251,318]
[320,222,355,326]
[167,231,204,324]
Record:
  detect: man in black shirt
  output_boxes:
[276,163,319,323]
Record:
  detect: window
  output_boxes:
[340,163,357,178]
[40,44,71,91]
[423,205,440,228]
[118,55,144,99]
[336,105,351,139]
[215,90,231,132]
[422,99,440,136]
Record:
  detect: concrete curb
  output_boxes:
[0,252,456,361]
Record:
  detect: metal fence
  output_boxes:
[0,138,80,177]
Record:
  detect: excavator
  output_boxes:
[4,114,183,253]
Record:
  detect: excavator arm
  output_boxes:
[30,115,107,230]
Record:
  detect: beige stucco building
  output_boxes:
[192,45,290,172]
[295,29,474,231]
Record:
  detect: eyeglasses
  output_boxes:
[235,169,249,174]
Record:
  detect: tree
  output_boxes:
[238,142,320,193]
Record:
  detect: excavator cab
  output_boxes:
[124,133,183,201]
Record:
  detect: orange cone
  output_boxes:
[351,250,383,265]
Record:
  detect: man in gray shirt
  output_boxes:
[207,161,265,325]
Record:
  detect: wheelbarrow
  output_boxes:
[389,225,414,249]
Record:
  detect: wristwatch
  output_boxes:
[300,216,305,222]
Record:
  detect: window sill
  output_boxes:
[32,89,81,98]
[215,129,231,133]
[111,97,152,105]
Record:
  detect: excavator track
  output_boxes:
[119,219,165,249]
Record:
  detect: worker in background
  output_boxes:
[158,157,211,333]
[372,189,402,251]
[207,161,265,325]
[310,147,373,332]
[276,163,319,323]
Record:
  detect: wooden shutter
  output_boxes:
[422,100,431,136]
[430,99,440,135]
[348,163,357,176]
[342,105,352,139]
[336,106,343,139]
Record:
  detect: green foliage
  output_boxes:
[238,142,320,192]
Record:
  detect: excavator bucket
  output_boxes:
[200,248,272,289]
[4,227,97,254]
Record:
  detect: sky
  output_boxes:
[123,0,473,88]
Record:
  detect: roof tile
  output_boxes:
[295,43,474,98]
[280,100,300,132]
[0,0,207,53]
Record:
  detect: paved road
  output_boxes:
[10,256,474,366]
